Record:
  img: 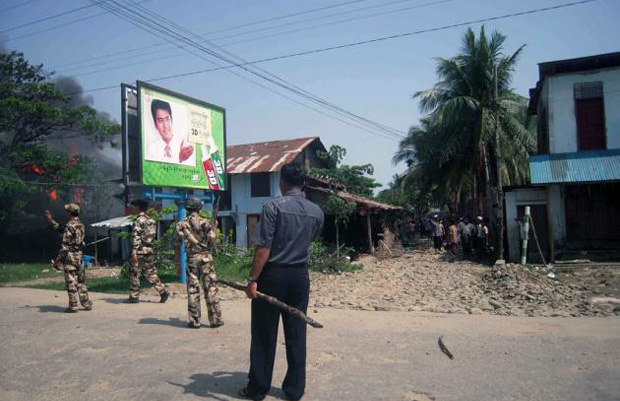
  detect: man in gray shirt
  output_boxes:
[239,163,324,401]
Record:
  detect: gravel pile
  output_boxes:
[307,251,617,317]
[479,264,610,317]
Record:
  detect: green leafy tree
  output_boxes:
[322,196,357,259]
[311,145,380,197]
[395,27,535,259]
[0,51,120,220]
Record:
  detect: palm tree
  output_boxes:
[396,27,535,261]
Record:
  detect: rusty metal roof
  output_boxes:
[307,185,402,212]
[226,137,320,174]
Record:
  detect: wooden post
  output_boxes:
[108,229,113,265]
[366,211,375,254]
[546,186,555,264]
[94,231,99,267]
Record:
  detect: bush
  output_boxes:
[308,240,362,274]
[214,241,253,282]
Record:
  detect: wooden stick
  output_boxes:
[528,216,548,266]
[438,335,454,360]
[217,279,324,329]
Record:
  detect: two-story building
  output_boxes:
[218,137,328,249]
[505,52,620,263]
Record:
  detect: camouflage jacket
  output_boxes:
[132,212,157,254]
[173,212,216,255]
[51,217,85,263]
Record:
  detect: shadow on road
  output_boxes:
[168,371,286,400]
[138,317,188,328]
[101,297,128,304]
[27,305,67,313]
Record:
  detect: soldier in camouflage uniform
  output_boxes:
[173,196,223,328]
[126,199,170,303]
[44,204,93,313]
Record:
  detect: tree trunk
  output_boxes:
[493,65,504,262]
[494,140,504,262]
[482,145,492,218]
[335,217,340,259]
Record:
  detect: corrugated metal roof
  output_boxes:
[530,149,620,184]
[91,216,133,229]
[227,137,320,174]
[307,185,402,211]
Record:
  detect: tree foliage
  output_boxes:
[311,144,380,197]
[0,51,120,220]
[394,27,535,214]
[322,196,357,258]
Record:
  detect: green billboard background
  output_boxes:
[139,83,226,190]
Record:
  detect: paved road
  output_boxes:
[0,288,619,401]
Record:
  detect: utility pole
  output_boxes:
[493,64,504,263]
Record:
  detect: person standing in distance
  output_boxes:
[125,199,170,304]
[44,204,93,313]
[239,163,324,401]
[173,196,223,328]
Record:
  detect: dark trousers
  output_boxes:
[248,267,309,400]
[433,236,442,250]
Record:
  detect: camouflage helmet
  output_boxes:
[185,196,203,211]
[64,203,80,214]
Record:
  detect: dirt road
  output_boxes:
[1,287,619,401]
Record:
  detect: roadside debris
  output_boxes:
[438,335,454,360]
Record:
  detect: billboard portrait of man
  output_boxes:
[145,99,196,166]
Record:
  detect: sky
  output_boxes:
[1,0,619,191]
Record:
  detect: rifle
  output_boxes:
[50,237,110,271]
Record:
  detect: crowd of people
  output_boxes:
[425,214,491,261]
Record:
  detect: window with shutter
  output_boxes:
[574,82,606,151]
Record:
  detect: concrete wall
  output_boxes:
[545,66,620,153]
[219,172,282,249]
[547,185,566,250]
[505,186,567,262]
[505,188,547,262]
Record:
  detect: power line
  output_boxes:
[0,0,47,13]
[64,0,462,77]
[0,0,155,44]
[76,0,611,97]
[50,0,418,72]
[128,0,408,138]
[36,0,372,67]
[90,0,405,141]
[91,0,407,140]
[1,1,110,34]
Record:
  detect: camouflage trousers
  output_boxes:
[187,253,222,326]
[130,253,167,300]
[62,252,92,310]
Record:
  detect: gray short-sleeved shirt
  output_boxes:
[251,188,324,266]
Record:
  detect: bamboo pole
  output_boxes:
[217,279,324,329]
[529,215,548,266]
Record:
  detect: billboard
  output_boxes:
[136,81,226,190]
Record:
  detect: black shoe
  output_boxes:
[83,303,93,311]
[160,291,170,303]
[238,387,266,401]
[211,321,224,328]
[65,307,78,313]
[124,298,139,304]
[286,394,304,401]
[187,322,201,329]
